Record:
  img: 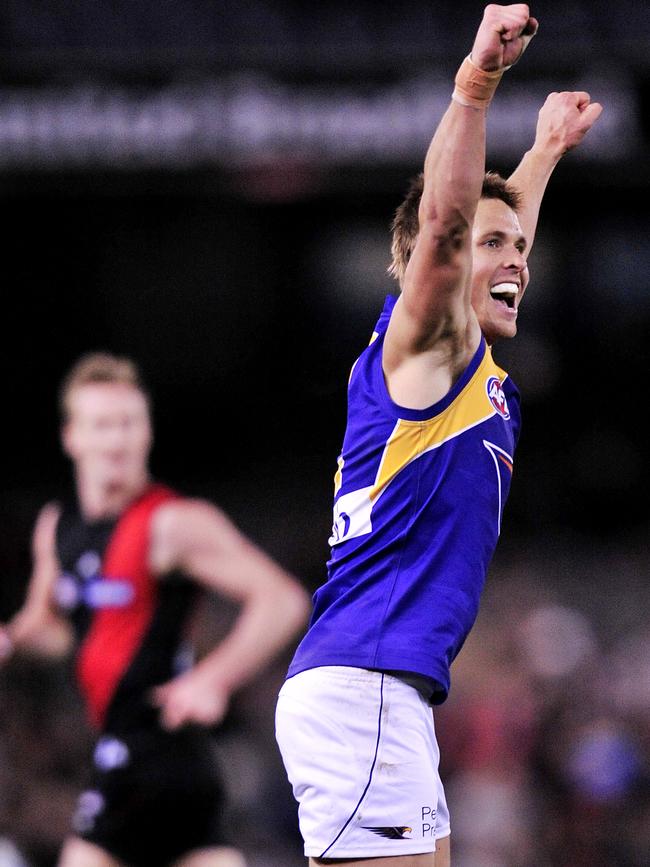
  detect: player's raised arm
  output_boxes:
[508,91,603,253]
[385,4,538,374]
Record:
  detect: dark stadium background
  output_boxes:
[1,3,648,866]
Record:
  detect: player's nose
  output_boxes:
[503,246,526,272]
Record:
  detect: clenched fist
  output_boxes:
[471,4,538,72]
[534,91,604,157]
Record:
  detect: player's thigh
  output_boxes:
[58,836,126,867]
[173,845,247,867]
[309,837,449,866]
[310,853,436,866]
[433,834,450,867]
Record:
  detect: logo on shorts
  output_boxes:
[363,826,412,840]
[486,375,510,419]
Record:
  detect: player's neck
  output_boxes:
[76,470,151,520]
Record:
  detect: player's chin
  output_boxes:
[102,461,137,486]
[484,321,517,345]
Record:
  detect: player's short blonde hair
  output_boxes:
[388,171,521,286]
[59,352,148,421]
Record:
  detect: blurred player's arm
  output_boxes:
[0,503,73,662]
[384,5,537,398]
[508,91,603,253]
[149,499,311,730]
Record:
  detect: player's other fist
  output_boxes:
[471,5,538,72]
[534,91,603,157]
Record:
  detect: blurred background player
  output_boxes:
[276,5,602,867]
[0,352,310,867]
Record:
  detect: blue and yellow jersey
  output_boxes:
[288,295,521,701]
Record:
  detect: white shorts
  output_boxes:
[275,666,450,859]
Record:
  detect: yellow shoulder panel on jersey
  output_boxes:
[372,348,504,499]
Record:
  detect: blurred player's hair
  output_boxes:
[389,170,522,285]
[59,352,149,420]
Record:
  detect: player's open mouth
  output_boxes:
[489,282,518,309]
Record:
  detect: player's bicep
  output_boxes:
[27,502,62,609]
[152,500,286,601]
[184,521,273,600]
[386,223,471,362]
[32,502,61,560]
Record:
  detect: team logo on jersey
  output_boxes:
[486,375,510,420]
[55,573,135,610]
[363,826,412,840]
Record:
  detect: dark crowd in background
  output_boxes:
[1,2,649,865]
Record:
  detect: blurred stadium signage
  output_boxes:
[0,73,634,169]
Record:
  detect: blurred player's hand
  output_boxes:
[534,91,603,157]
[471,4,538,71]
[151,668,231,731]
[0,612,72,661]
